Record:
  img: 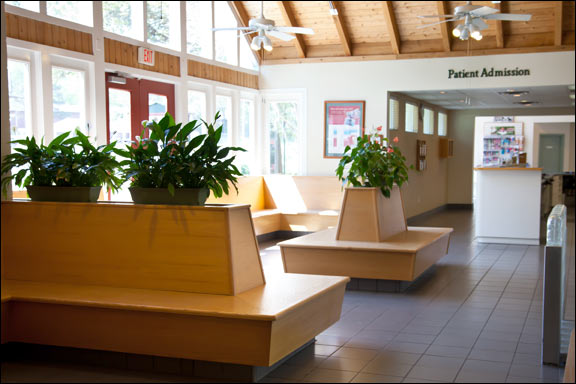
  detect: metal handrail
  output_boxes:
[542,204,568,366]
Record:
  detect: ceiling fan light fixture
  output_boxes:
[471,30,483,40]
[460,27,470,40]
[452,24,465,37]
[250,36,262,51]
[262,36,273,52]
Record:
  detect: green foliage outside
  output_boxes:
[336,135,412,198]
[116,112,246,198]
[1,130,124,197]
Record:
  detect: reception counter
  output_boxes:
[474,167,542,245]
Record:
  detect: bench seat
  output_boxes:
[280,227,452,281]
[1,274,349,367]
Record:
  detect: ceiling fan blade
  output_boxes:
[274,26,315,35]
[483,13,532,21]
[267,30,296,41]
[238,30,258,38]
[469,6,499,17]
[212,27,254,32]
[417,14,456,18]
[471,17,489,30]
[416,18,459,29]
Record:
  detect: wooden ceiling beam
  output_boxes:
[330,1,352,56]
[228,1,261,64]
[554,1,563,46]
[436,1,451,52]
[277,1,306,58]
[494,2,504,49]
[382,1,400,55]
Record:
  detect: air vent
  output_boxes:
[514,100,540,106]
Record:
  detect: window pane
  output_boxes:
[438,112,447,136]
[6,1,39,12]
[215,95,232,145]
[214,1,238,66]
[52,67,86,137]
[405,103,418,133]
[147,1,180,50]
[8,60,32,142]
[103,1,143,40]
[148,93,167,122]
[187,90,207,135]
[47,1,93,27]
[237,98,255,175]
[240,36,258,71]
[388,99,399,130]
[108,89,132,147]
[268,101,300,175]
[186,1,212,59]
[423,108,434,135]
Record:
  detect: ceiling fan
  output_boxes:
[417,1,532,41]
[212,1,314,52]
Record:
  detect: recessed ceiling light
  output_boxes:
[514,100,539,106]
[498,91,529,96]
[440,91,446,94]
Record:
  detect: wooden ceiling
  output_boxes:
[231,1,575,64]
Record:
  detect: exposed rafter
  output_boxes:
[554,1,563,46]
[229,1,261,64]
[494,2,504,49]
[382,1,400,55]
[436,1,450,52]
[277,1,306,58]
[330,1,352,56]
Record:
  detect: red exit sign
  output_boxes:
[138,47,155,66]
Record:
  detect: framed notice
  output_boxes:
[324,101,365,158]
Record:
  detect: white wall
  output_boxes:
[260,51,575,176]
[474,115,576,170]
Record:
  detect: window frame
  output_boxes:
[438,112,448,137]
[405,102,419,133]
[388,98,399,131]
[423,107,435,135]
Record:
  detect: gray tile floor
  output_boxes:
[1,209,571,383]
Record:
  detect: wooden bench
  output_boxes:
[206,176,343,236]
[278,187,453,287]
[0,201,348,380]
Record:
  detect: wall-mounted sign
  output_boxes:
[448,67,530,79]
[138,47,155,66]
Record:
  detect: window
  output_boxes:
[7,59,32,142]
[103,1,144,41]
[405,103,418,133]
[6,1,39,12]
[388,98,399,130]
[187,90,207,135]
[267,100,301,175]
[238,98,256,175]
[240,36,259,71]
[108,88,132,147]
[147,1,180,50]
[215,94,232,145]
[214,1,238,66]
[186,1,212,59]
[438,112,448,136]
[52,66,86,137]
[47,1,93,27]
[423,108,434,135]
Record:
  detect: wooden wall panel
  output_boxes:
[188,60,259,89]
[104,38,180,77]
[5,13,92,54]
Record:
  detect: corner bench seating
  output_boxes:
[206,176,343,236]
[0,201,348,379]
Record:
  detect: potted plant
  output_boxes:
[334,129,413,242]
[1,130,124,202]
[117,112,245,205]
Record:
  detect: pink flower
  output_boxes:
[393,136,399,143]
[387,147,394,153]
[376,126,382,132]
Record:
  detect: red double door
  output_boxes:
[105,73,175,145]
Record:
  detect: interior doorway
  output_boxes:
[105,73,175,146]
[104,73,175,200]
[539,134,565,174]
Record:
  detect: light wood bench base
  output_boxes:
[280,227,452,281]
[1,275,348,368]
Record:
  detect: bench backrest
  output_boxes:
[1,201,265,295]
